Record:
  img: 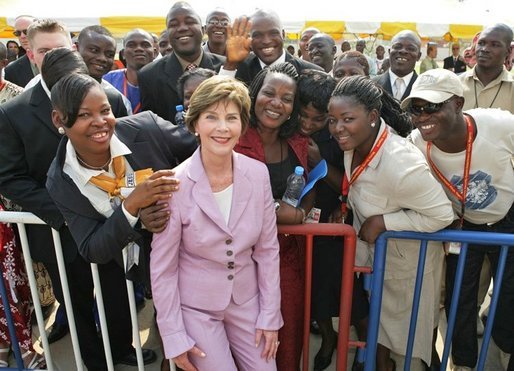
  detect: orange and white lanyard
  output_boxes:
[427,115,475,227]
[341,127,389,215]
[123,73,141,114]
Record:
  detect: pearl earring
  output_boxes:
[58,127,66,135]
[370,122,376,128]
[194,132,199,137]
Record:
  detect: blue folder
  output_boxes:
[298,159,328,204]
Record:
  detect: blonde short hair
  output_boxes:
[27,19,71,48]
[185,75,251,134]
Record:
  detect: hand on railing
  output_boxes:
[358,215,386,243]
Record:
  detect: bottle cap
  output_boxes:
[176,104,184,112]
[294,166,304,176]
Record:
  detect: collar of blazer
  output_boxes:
[48,137,106,221]
[29,82,61,138]
[186,148,252,234]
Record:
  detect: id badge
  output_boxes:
[126,242,140,272]
[304,207,321,224]
[448,241,462,255]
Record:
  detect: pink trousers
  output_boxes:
[182,294,278,371]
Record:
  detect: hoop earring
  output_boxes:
[58,127,66,135]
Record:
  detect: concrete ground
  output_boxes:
[23,294,506,370]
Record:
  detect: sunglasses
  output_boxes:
[13,29,28,37]
[207,19,230,27]
[407,99,452,116]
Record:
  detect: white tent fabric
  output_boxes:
[1,0,512,38]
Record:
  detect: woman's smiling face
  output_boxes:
[254,72,296,131]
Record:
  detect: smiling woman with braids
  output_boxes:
[235,62,315,371]
[327,75,454,371]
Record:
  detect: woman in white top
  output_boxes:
[327,75,454,371]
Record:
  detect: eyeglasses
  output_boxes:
[13,29,28,37]
[207,19,230,27]
[407,99,452,116]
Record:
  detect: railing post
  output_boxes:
[364,234,387,371]
[336,229,357,371]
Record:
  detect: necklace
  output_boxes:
[474,79,503,109]
[76,154,111,171]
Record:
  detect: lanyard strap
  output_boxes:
[123,73,142,114]
[341,127,389,215]
[427,115,475,226]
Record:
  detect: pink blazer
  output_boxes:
[151,148,283,358]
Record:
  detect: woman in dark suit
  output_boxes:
[45,73,197,369]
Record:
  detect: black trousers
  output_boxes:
[445,211,514,368]
[45,256,133,371]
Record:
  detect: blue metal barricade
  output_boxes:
[364,229,514,371]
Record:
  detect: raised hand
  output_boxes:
[225,16,252,69]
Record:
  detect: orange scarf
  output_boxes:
[89,156,153,199]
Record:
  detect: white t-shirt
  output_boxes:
[213,184,233,226]
[410,108,514,224]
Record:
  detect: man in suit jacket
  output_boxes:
[372,30,421,102]
[221,9,322,87]
[138,2,225,122]
[4,15,37,87]
[443,43,467,74]
[0,49,129,370]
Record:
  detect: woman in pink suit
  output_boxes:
[151,75,283,371]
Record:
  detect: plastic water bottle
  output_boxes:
[175,105,185,126]
[282,166,306,207]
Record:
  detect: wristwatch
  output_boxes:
[274,200,281,213]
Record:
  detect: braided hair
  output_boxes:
[331,75,412,137]
[248,62,300,138]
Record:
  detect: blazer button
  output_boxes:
[228,262,234,269]
[226,250,233,256]
[225,238,233,245]
[227,274,234,280]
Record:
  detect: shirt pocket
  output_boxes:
[354,187,388,214]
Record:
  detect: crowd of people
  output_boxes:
[0,2,513,371]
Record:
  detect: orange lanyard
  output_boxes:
[341,127,389,215]
[427,115,474,226]
[123,73,141,114]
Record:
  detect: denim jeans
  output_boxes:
[445,207,514,367]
